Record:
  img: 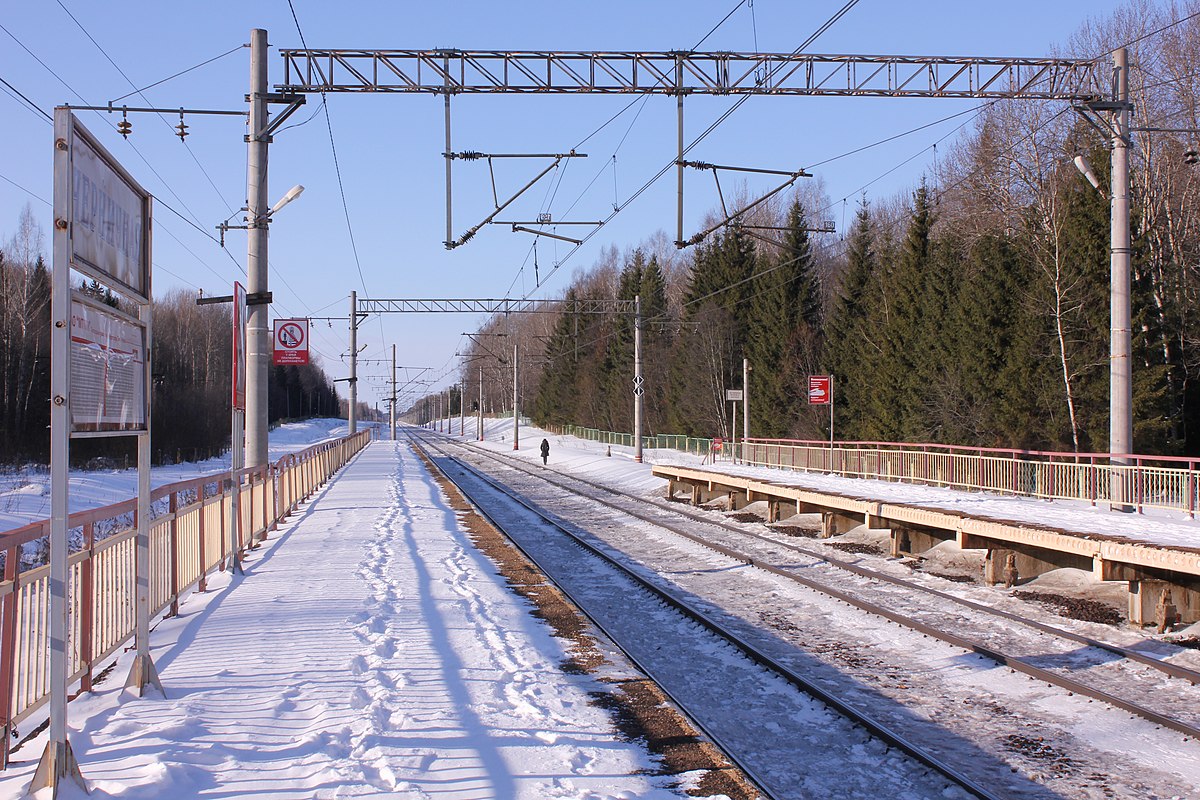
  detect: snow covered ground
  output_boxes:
[1,434,704,800]
[4,417,1200,799]
[0,418,362,533]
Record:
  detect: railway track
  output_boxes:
[411,430,1200,799]
[416,434,1039,800]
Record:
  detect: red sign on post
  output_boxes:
[273,318,309,365]
[232,282,247,410]
[808,375,831,405]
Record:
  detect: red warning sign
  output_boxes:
[808,375,831,405]
[273,318,309,365]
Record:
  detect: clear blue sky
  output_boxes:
[1,0,1133,409]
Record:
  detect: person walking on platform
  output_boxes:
[540,438,550,466]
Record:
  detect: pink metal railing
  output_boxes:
[0,428,372,770]
[740,438,1200,517]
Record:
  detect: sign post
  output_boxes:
[229,282,248,575]
[725,389,743,464]
[808,375,834,449]
[37,108,159,794]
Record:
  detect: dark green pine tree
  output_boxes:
[825,199,880,440]
[598,251,646,430]
[868,183,935,441]
[936,234,1034,446]
[638,255,671,433]
[668,230,757,436]
[1053,151,1112,452]
[533,288,584,427]
[746,200,820,438]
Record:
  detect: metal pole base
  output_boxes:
[28,739,87,797]
[124,653,165,698]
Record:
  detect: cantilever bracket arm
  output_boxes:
[678,161,812,248]
[258,94,307,140]
[447,152,588,249]
[510,225,583,245]
[1073,102,1129,145]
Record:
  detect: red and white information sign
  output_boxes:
[273,318,309,365]
[232,282,247,410]
[808,375,832,405]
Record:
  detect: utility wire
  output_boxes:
[109,44,245,103]
[0,75,52,121]
[525,0,865,294]
[54,0,239,216]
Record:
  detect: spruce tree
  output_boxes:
[825,200,879,439]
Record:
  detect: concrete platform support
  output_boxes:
[821,511,861,539]
[1129,580,1200,626]
[984,548,1019,587]
[890,525,950,557]
[767,500,780,523]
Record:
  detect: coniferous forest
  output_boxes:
[457,5,1200,456]
[0,206,341,465]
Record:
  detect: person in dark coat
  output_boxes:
[540,438,550,465]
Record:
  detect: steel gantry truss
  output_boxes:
[271,44,1134,507]
[278,50,1102,99]
[354,296,643,457]
[358,297,637,315]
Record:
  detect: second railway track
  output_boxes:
[412,429,1200,799]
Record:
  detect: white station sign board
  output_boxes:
[56,112,152,435]
[69,296,147,432]
[67,116,150,303]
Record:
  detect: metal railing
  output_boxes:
[0,428,372,769]
[739,438,1200,517]
[546,424,1200,517]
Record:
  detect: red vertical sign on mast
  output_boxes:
[232,282,247,410]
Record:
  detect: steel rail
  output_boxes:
[436,435,1200,739]
[411,432,1003,800]
[463,436,1200,686]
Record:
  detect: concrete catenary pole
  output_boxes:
[349,291,358,434]
[478,366,484,441]
[634,295,643,463]
[459,380,465,435]
[246,28,271,468]
[1110,47,1133,511]
[513,342,520,450]
[390,343,397,441]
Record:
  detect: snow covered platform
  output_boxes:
[653,463,1200,624]
[1,442,693,800]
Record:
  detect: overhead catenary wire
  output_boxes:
[54,0,240,216]
[0,75,52,121]
[516,0,865,295]
[108,43,246,104]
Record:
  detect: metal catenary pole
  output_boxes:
[349,290,358,434]
[634,295,643,463]
[246,28,271,469]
